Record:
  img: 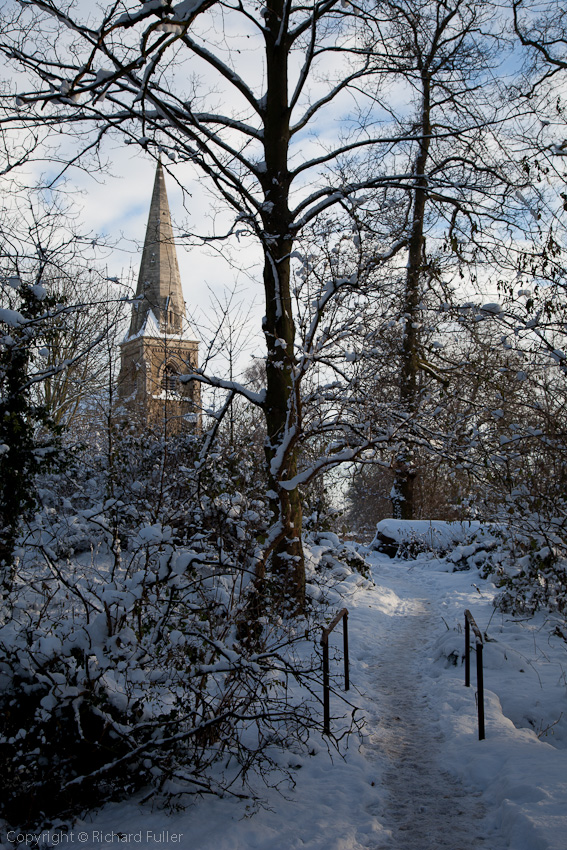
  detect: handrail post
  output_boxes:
[465,615,471,688]
[343,611,350,692]
[464,609,485,741]
[321,607,349,735]
[322,636,330,735]
[477,642,485,741]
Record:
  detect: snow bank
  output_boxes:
[371,518,483,556]
[425,562,567,850]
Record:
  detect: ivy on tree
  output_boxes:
[0,278,61,575]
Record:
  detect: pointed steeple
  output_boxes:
[118,162,200,431]
[129,161,186,337]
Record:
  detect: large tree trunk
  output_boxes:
[259,0,305,610]
[392,70,432,521]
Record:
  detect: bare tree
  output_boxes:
[0,184,126,572]
[0,0,542,604]
[354,0,534,518]
[0,0,406,608]
[513,0,567,77]
[34,272,126,429]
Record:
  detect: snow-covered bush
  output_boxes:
[0,511,320,826]
[468,387,567,620]
[309,531,371,579]
[0,424,362,829]
[444,528,503,572]
[494,540,567,619]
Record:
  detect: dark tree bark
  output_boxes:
[259,0,304,604]
[393,68,432,521]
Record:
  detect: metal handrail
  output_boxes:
[464,609,485,741]
[321,607,349,735]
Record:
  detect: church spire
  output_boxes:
[118,161,200,431]
[128,161,186,337]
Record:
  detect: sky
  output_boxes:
[83,152,258,299]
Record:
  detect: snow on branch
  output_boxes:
[179,371,266,406]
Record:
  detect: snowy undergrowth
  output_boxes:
[0,509,371,833]
[0,540,386,850]
[3,527,567,849]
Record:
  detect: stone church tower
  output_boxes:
[118,162,200,430]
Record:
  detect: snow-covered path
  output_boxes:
[360,572,493,850]
[53,546,567,850]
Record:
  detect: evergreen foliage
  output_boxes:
[0,277,62,577]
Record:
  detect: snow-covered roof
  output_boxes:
[122,309,198,344]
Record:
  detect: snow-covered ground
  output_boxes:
[6,545,567,849]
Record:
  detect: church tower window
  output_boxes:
[162,362,180,392]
